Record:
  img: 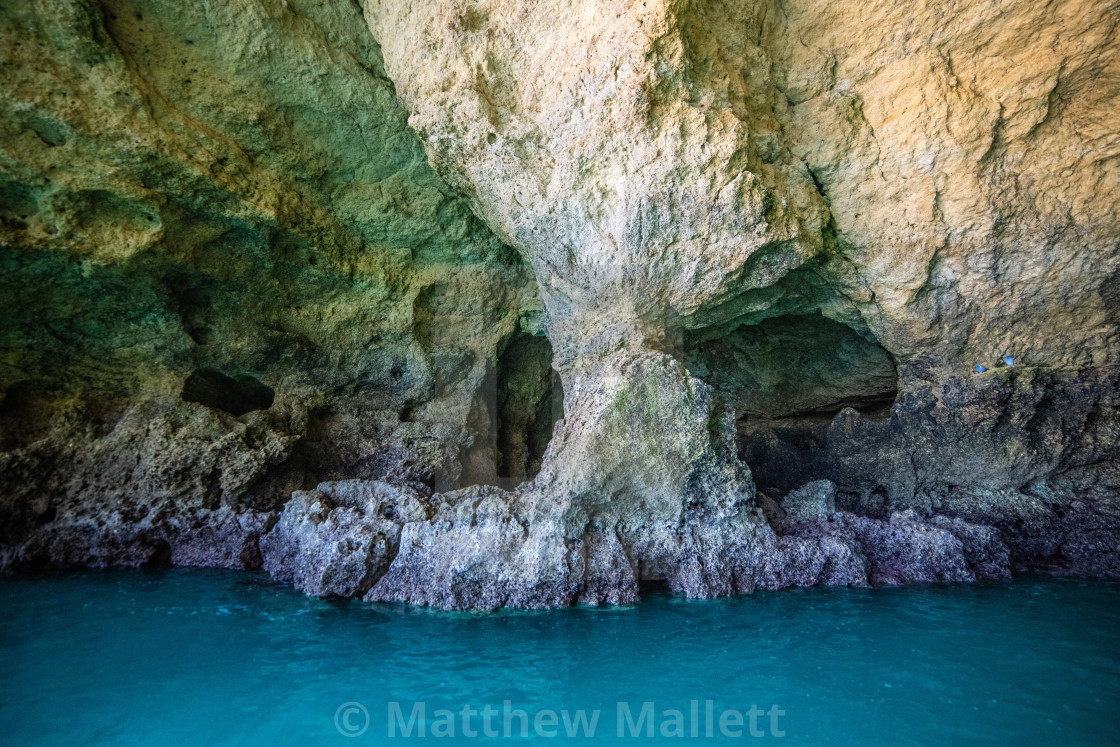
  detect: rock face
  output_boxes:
[250,476,1018,609]
[371,347,766,607]
[1,0,1118,606]
[369,0,829,365]
[360,0,1120,605]
[0,0,543,570]
[260,480,432,597]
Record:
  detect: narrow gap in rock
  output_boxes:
[495,331,563,489]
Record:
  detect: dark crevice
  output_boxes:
[686,312,899,495]
[638,578,672,597]
[688,313,898,420]
[495,331,563,488]
[0,380,63,450]
[181,368,274,416]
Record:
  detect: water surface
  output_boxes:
[1,570,1117,744]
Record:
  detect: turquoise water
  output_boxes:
[1,570,1118,745]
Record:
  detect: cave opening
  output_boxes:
[181,368,275,417]
[495,331,563,489]
[686,313,898,496]
[0,380,61,451]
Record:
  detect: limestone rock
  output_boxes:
[261,480,431,597]
[1,499,276,572]
[928,516,1011,580]
[770,0,1120,372]
[369,486,601,609]
[0,0,539,570]
[771,527,869,589]
[1,0,1118,606]
[369,348,764,608]
[365,0,1120,604]
[367,0,829,366]
[850,511,976,585]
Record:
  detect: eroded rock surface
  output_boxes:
[370,347,768,607]
[0,0,540,570]
[1,0,1118,606]
[261,480,431,597]
[360,0,1120,605]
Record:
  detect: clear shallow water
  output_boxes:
[1,571,1118,745]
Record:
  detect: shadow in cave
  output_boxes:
[495,330,564,490]
[686,313,899,496]
[181,368,274,417]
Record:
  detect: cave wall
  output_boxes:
[0,0,1117,593]
[0,0,539,568]
[686,313,899,419]
[361,0,1120,602]
[769,0,1119,372]
[734,0,1120,510]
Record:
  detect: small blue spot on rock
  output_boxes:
[974,364,987,373]
[1003,354,1015,366]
